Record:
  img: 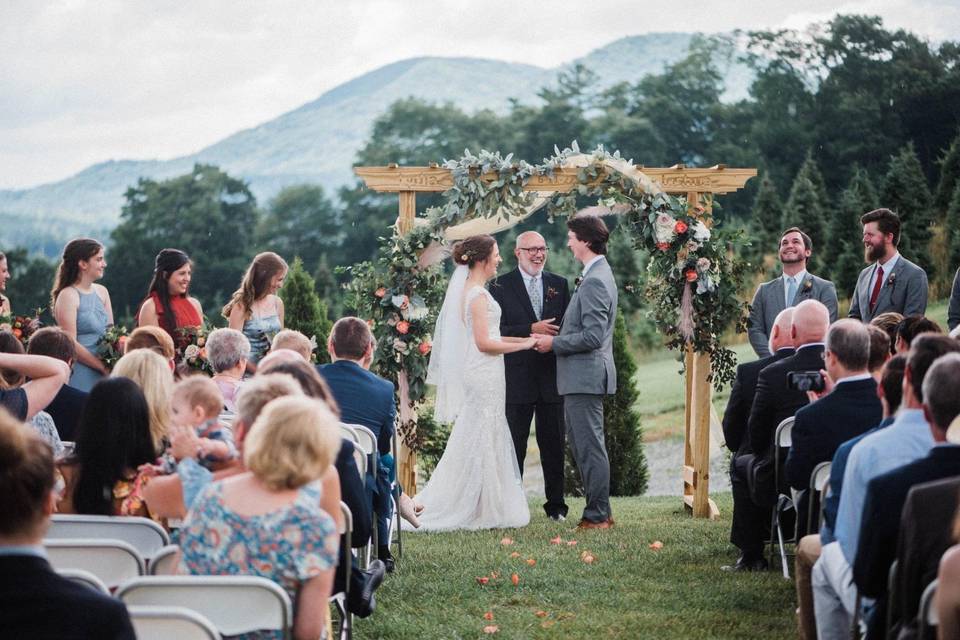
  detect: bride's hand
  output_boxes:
[523,336,538,350]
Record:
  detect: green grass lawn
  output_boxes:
[363,494,795,639]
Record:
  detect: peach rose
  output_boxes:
[374,287,387,298]
[396,321,410,335]
[418,341,431,355]
[685,270,698,283]
[675,220,688,234]
[656,242,670,251]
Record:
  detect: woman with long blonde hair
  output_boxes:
[222,252,287,371]
[112,349,174,456]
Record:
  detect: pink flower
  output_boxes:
[685,270,698,283]
[656,242,670,251]
[396,321,410,335]
[418,341,432,355]
[675,220,688,234]
[374,287,387,298]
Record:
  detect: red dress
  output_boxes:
[148,291,202,348]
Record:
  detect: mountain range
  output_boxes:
[0,32,752,254]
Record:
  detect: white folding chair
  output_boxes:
[57,568,110,594]
[340,423,360,444]
[919,579,939,639]
[49,514,170,559]
[149,544,180,575]
[117,575,292,639]
[330,501,354,640]
[127,605,220,640]
[768,417,796,578]
[346,423,379,559]
[808,461,832,534]
[45,538,145,589]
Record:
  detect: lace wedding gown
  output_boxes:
[408,285,530,531]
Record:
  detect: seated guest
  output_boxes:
[112,349,174,456]
[852,353,960,634]
[26,327,87,440]
[865,324,891,380]
[0,349,70,421]
[206,328,250,413]
[894,314,942,353]
[871,312,903,355]
[169,376,235,471]
[723,307,795,572]
[0,409,134,638]
[125,325,176,370]
[725,300,830,572]
[179,396,340,639]
[58,377,160,517]
[813,335,960,639]
[933,489,960,639]
[272,329,314,363]
[1,332,65,457]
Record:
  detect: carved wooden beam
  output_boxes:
[354,165,757,195]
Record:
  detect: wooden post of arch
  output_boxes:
[355,163,755,507]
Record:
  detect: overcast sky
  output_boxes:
[1,0,957,190]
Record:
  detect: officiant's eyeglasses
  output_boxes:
[519,247,548,254]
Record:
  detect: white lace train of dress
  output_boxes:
[407,286,530,531]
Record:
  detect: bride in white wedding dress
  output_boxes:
[407,235,534,531]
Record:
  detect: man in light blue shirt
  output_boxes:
[813,334,960,639]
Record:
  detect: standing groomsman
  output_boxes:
[748,227,839,357]
[490,231,571,521]
[849,208,928,323]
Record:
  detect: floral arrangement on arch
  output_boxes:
[0,309,43,348]
[345,144,750,449]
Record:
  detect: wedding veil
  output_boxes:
[427,264,469,423]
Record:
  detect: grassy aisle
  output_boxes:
[362,494,795,639]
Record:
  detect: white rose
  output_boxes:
[184,344,200,359]
[692,221,711,242]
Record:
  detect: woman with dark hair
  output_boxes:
[51,238,113,391]
[137,249,204,348]
[0,251,10,316]
[222,252,287,369]
[57,377,159,517]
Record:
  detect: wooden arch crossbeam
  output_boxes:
[354,163,756,519]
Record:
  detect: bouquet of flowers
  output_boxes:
[0,309,43,348]
[175,321,214,376]
[96,325,130,370]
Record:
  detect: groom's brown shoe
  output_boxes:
[576,518,615,530]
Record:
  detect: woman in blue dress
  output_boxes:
[222,252,287,372]
[52,239,112,391]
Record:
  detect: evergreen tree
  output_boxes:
[751,175,784,251]
[280,257,333,364]
[935,132,960,216]
[565,311,648,496]
[947,183,960,281]
[784,169,826,273]
[313,254,339,319]
[881,142,934,277]
[831,169,879,300]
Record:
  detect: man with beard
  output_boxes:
[748,228,839,357]
[849,208,928,323]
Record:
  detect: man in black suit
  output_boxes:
[724,299,831,571]
[0,408,135,638]
[26,327,88,440]
[490,231,571,521]
[852,353,960,634]
[724,308,796,572]
[785,319,882,506]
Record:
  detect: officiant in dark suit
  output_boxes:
[490,231,571,521]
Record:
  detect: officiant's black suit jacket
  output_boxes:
[490,268,570,404]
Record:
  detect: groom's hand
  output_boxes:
[532,318,559,336]
[534,334,554,353]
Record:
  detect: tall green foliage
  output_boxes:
[280,257,332,364]
[258,185,341,275]
[751,175,784,251]
[0,248,57,321]
[566,312,648,497]
[881,143,934,276]
[831,169,879,299]
[784,159,827,273]
[947,183,960,279]
[935,132,960,216]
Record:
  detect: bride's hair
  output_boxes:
[452,235,496,268]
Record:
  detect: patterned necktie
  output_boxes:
[785,275,798,308]
[528,276,542,320]
[869,265,884,311]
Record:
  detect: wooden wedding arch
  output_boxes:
[355,163,755,518]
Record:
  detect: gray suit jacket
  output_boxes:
[554,256,617,396]
[848,255,928,323]
[748,273,839,357]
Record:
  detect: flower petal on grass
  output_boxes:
[649,540,664,550]
[476,576,490,585]
[483,625,499,634]
[535,611,548,618]
[509,551,521,558]
[550,535,563,545]
[500,537,514,546]
[483,612,494,621]
[526,558,536,566]
[511,573,520,586]
[566,540,578,546]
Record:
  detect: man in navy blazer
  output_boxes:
[319,317,397,568]
[490,231,571,520]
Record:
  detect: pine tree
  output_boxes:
[830,168,878,298]
[565,311,648,496]
[751,175,784,252]
[881,142,934,277]
[947,183,960,279]
[279,257,333,364]
[935,131,960,216]
[784,170,826,273]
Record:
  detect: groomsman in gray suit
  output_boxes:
[849,208,928,323]
[748,227,839,357]
[535,215,618,530]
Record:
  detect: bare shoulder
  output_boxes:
[189,297,204,315]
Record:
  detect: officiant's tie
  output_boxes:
[528,276,542,320]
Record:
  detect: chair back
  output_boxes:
[348,424,377,456]
[919,579,939,637]
[128,605,220,640]
[116,575,292,638]
[807,461,831,533]
[340,423,359,443]
[149,544,180,575]
[773,417,794,490]
[49,514,170,558]
[57,568,110,595]
[45,538,145,589]
[887,560,899,637]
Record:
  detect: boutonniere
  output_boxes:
[887,272,897,289]
[803,277,813,292]
[546,286,559,300]
[574,276,583,290]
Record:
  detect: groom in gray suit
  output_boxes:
[534,215,617,529]
[849,208,928,323]
[748,227,839,357]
